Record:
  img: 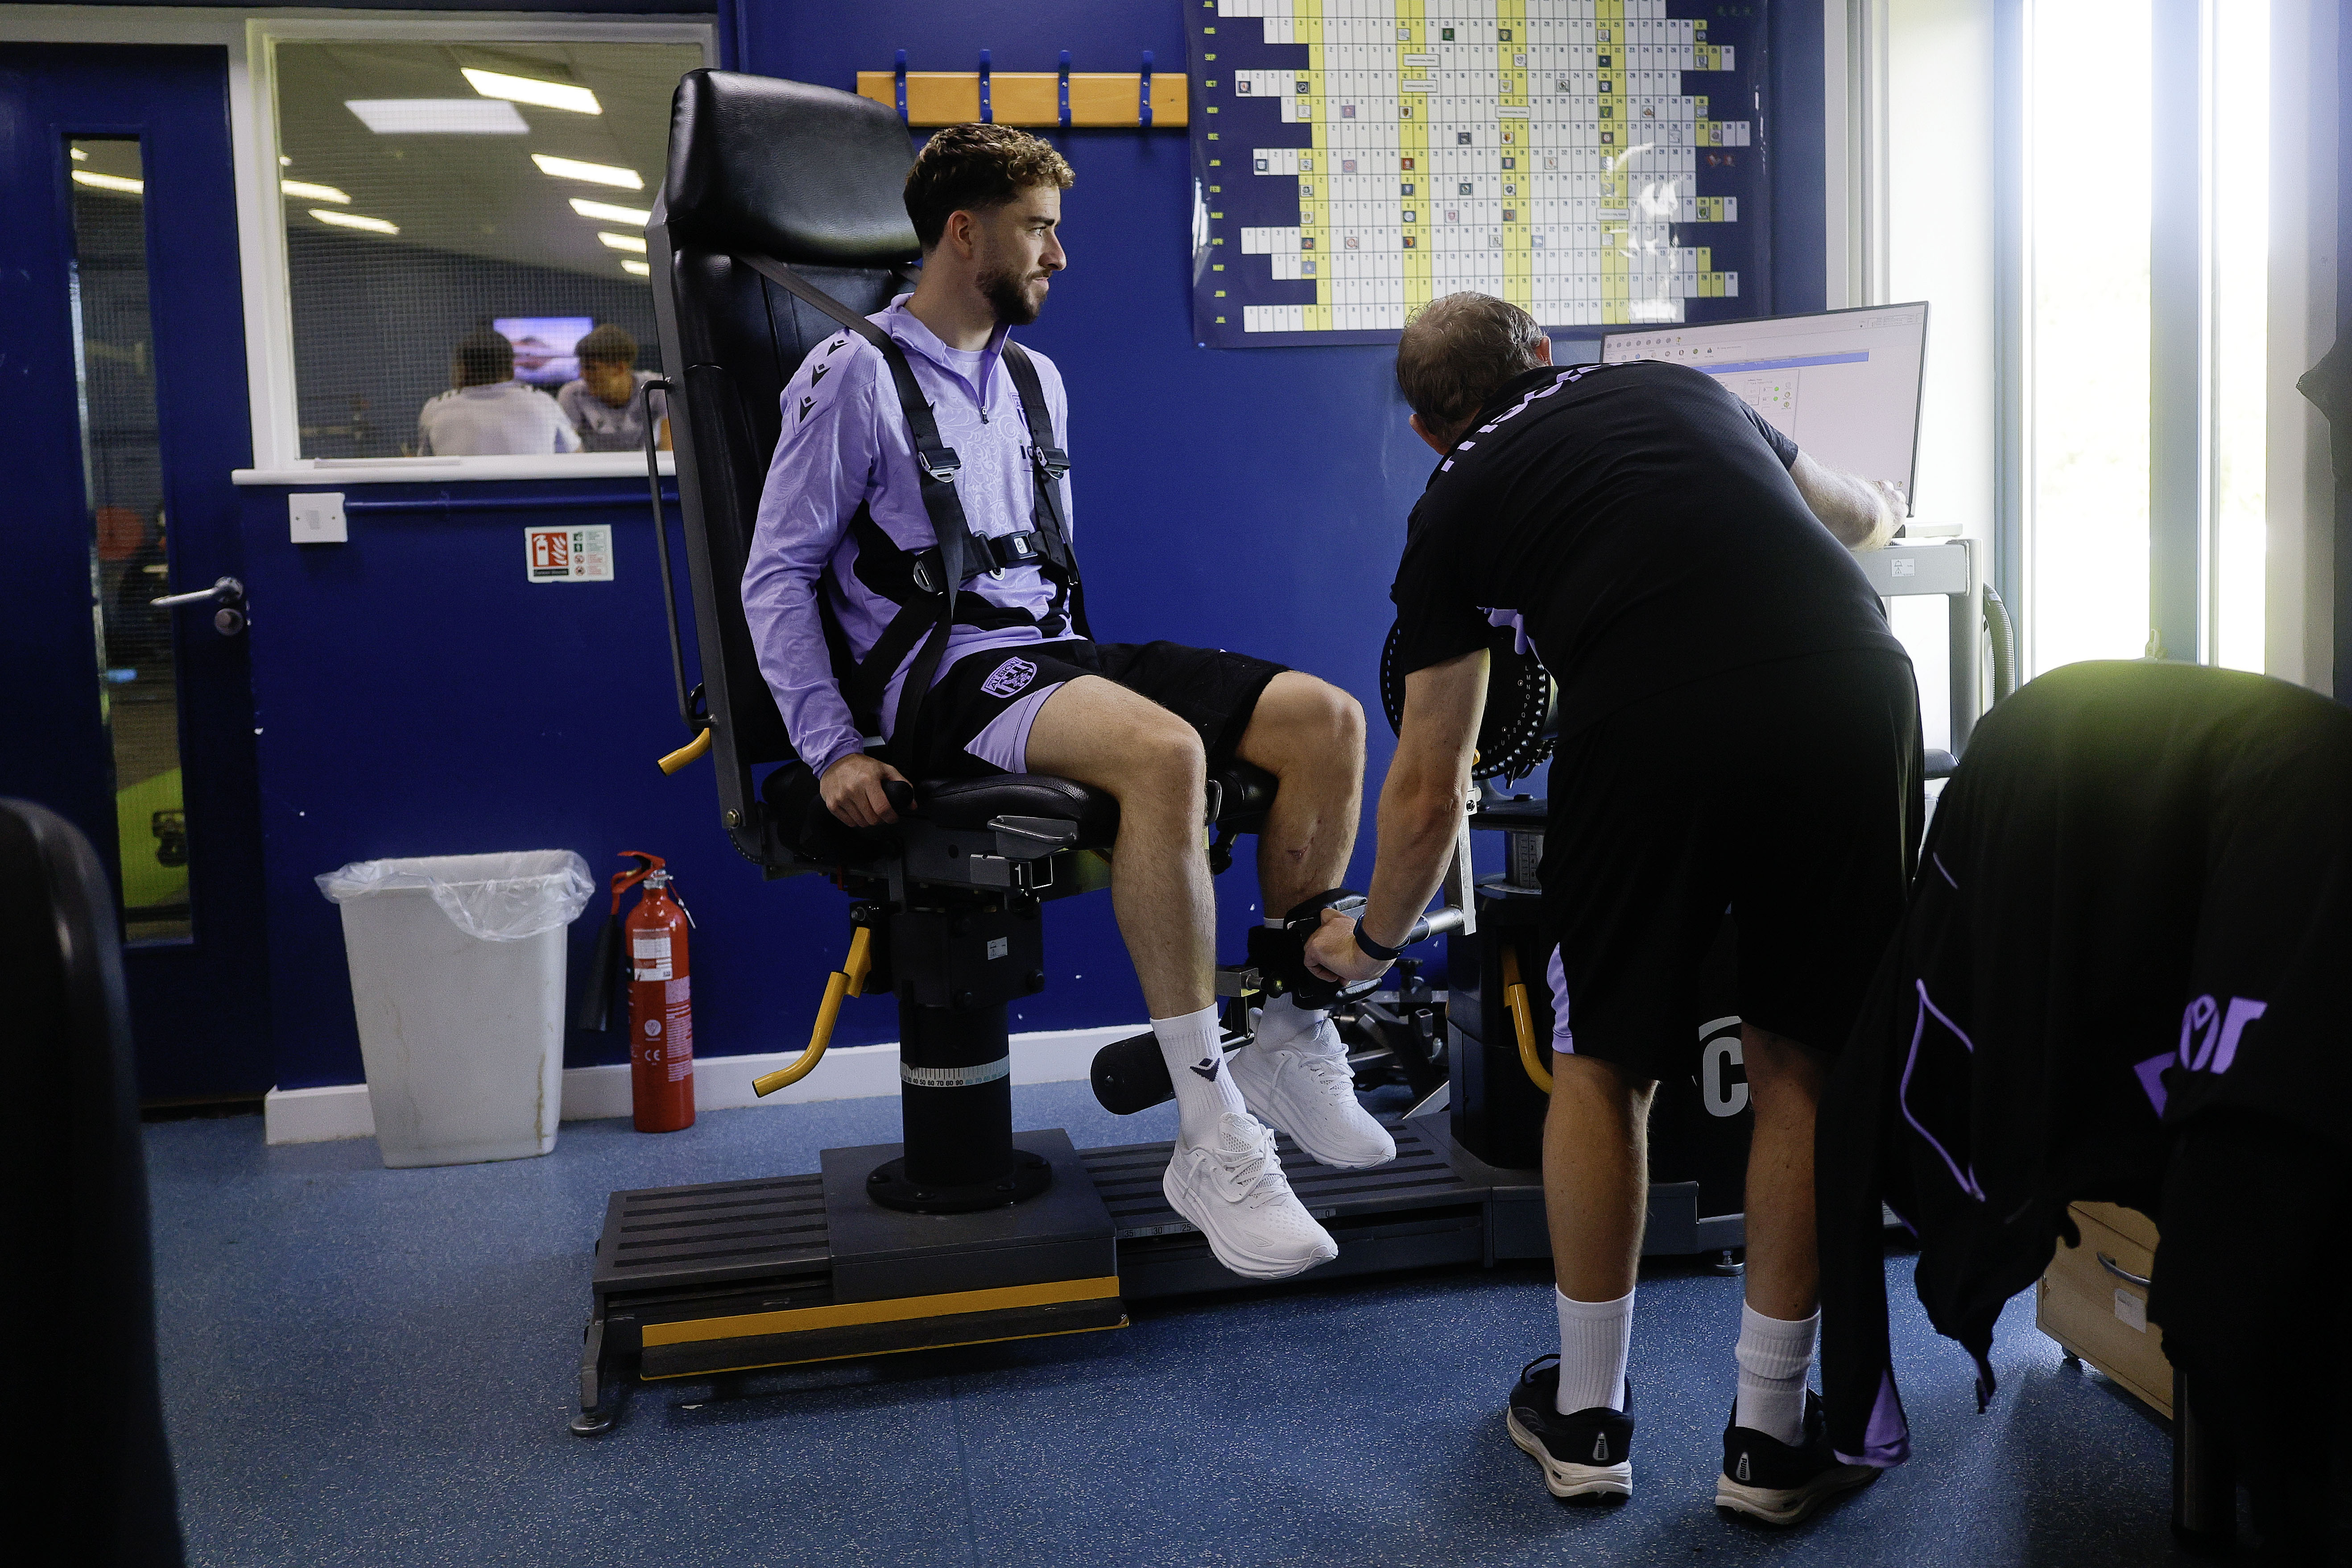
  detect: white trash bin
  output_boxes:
[317,851,594,1169]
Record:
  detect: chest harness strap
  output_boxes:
[737,254,1085,759]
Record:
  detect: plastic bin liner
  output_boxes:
[316,850,593,941]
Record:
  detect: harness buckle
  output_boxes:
[909,548,947,595]
[996,531,1041,565]
[1033,445,1071,480]
[917,445,963,484]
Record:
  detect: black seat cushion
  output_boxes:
[919,774,1120,846]
[762,759,1279,865]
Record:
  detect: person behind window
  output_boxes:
[556,323,668,453]
[415,326,582,457]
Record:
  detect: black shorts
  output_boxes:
[900,639,1289,781]
[1542,648,1923,1078]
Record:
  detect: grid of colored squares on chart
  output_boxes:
[1187,0,1771,348]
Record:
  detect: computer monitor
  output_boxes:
[1599,302,1929,513]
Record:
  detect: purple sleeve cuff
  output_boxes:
[802,736,864,780]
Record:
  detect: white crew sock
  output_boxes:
[1154,1004,1246,1146]
[1733,1303,1819,1446]
[1554,1286,1635,1414]
[1252,993,1340,1056]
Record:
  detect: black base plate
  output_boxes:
[864,1147,1054,1213]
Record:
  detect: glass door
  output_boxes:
[0,45,272,1100]
[68,135,198,943]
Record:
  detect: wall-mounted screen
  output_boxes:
[494,316,594,385]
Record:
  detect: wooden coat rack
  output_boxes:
[858,50,1188,128]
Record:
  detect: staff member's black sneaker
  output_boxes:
[1504,1354,1635,1502]
[1715,1391,1878,1525]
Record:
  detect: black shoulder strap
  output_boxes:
[736,252,967,755]
[999,341,1089,639]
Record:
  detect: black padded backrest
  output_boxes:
[649,70,921,783]
[0,800,185,1563]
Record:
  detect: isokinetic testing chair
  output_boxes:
[574,70,1494,1434]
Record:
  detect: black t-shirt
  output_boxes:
[1389,358,1907,737]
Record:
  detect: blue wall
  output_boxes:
[244,0,1826,1089]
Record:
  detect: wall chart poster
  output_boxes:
[1186,0,1773,348]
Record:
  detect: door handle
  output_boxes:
[2096,1251,2152,1291]
[151,575,246,636]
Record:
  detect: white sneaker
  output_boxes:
[1162,1113,1339,1281]
[1229,1027,1397,1171]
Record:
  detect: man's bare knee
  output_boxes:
[1245,674,1365,770]
[1549,1052,1656,1111]
[1119,711,1206,811]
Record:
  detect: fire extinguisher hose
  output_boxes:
[657,727,713,775]
[1499,944,1553,1094]
[752,924,873,1097]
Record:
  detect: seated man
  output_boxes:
[416,327,582,457]
[557,323,669,453]
[1307,294,1916,1523]
[741,124,1380,1281]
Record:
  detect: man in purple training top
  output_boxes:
[742,124,1377,1282]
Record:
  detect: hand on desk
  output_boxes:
[821,753,908,828]
[1303,907,1390,987]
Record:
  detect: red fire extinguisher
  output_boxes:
[616,851,694,1133]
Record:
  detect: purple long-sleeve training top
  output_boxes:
[740,297,1074,779]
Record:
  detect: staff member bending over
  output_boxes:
[744,125,1381,1283]
[1307,294,1920,1524]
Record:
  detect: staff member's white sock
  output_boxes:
[1554,1286,1635,1413]
[1153,1004,1246,1146]
[1732,1303,1818,1446]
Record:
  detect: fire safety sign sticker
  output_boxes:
[525,525,614,583]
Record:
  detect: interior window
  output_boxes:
[271,40,703,460]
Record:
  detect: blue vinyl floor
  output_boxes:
[148,1082,2215,1567]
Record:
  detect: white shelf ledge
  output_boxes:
[233,452,675,487]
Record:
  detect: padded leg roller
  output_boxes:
[1088,890,1372,1114]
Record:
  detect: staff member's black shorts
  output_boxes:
[901,639,1289,781]
[1542,647,1923,1077]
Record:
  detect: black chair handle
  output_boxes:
[640,377,702,738]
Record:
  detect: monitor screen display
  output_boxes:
[493,317,595,387]
[1599,302,1930,512]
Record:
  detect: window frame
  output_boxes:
[236,13,716,484]
[1836,0,2338,696]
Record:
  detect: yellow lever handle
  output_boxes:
[1500,944,1553,1094]
[752,925,873,1097]
[657,728,713,775]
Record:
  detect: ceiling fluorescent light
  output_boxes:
[72,170,144,195]
[311,208,399,235]
[569,197,651,225]
[346,99,528,135]
[622,260,650,277]
[70,146,87,161]
[597,231,649,253]
[532,153,641,189]
[462,68,600,116]
[282,179,350,204]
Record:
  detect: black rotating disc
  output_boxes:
[1378,620,1557,783]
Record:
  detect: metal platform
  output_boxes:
[576,1112,1739,1431]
